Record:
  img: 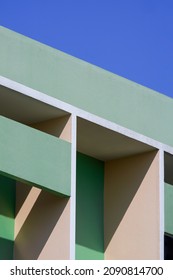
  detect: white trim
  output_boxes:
[159,150,164,259]
[1,75,173,156]
[69,114,77,259]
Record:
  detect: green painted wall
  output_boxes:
[76,152,104,260]
[165,183,173,235]
[1,27,173,147]
[0,116,71,196]
[0,175,16,259]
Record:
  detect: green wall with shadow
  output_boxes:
[0,175,16,259]
[76,152,104,260]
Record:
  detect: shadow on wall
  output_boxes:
[14,183,69,260]
[104,151,159,259]
[0,175,16,219]
[164,233,173,260]
[0,237,14,260]
[0,175,16,260]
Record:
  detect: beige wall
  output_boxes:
[104,151,160,259]
[31,115,72,142]
[13,116,71,259]
[14,182,70,259]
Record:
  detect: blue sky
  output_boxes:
[1,0,173,98]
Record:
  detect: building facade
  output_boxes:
[0,26,173,260]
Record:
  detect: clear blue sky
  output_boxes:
[1,0,173,98]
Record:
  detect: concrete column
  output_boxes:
[104,151,160,259]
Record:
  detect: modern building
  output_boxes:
[0,26,173,260]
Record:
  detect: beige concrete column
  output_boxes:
[104,151,160,259]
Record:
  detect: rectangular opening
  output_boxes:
[76,117,160,259]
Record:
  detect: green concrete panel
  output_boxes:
[1,27,173,146]
[0,116,71,196]
[76,152,104,260]
[0,174,15,259]
[165,183,173,235]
